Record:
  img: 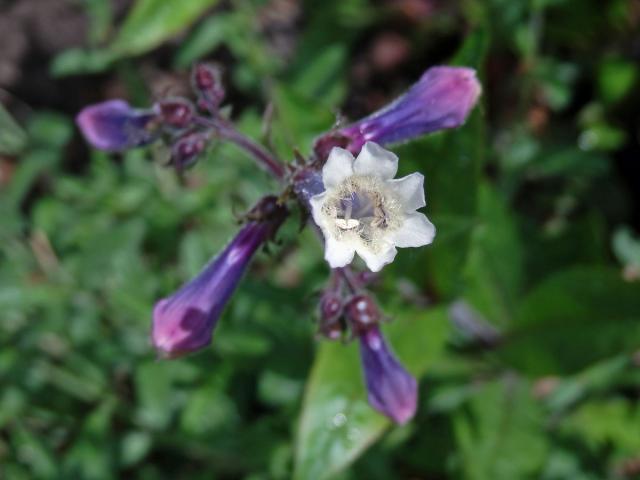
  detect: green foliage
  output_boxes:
[3,0,640,478]
[0,104,28,155]
[454,377,548,480]
[52,0,221,76]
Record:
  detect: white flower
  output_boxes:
[310,142,435,272]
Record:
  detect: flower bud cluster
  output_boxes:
[192,63,225,112]
[316,277,417,424]
[317,273,384,341]
[76,63,228,172]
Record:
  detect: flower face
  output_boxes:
[310,142,435,272]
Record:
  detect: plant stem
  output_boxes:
[197,116,286,180]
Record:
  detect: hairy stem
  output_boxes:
[197,116,286,180]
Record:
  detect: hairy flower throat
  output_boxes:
[322,175,402,252]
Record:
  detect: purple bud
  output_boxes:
[171,132,208,170]
[313,132,350,161]
[158,98,194,128]
[358,325,418,424]
[318,291,344,340]
[331,66,481,153]
[152,198,287,358]
[76,99,158,152]
[192,63,225,110]
[346,294,381,335]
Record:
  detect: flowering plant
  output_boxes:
[77,63,480,424]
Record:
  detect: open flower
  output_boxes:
[309,142,435,272]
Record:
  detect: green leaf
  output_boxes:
[598,57,638,105]
[173,13,231,68]
[463,182,524,327]
[454,377,548,480]
[499,266,640,375]
[111,0,221,57]
[393,110,484,297]
[271,85,335,158]
[293,308,450,480]
[289,44,347,108]
[0,104,27,155]
[612,226,640,269]
[544,355,630,413]
[51,48,118,77]
[560,398,640,455]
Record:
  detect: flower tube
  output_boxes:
[358,325,418,424]
[152,197,287,358]
[320,66,481,155]
[76,99,159,152]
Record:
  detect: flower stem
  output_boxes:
[337,267,361,293]
[197,116,286,180]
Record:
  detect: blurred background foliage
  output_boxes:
[1,0,639,478]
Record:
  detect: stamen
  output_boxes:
[336,218,360,230]
[322,174,403,251]
[343,198,353,222]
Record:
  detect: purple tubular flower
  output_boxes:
[152,198,286,358]
[358,325,418,424]
[335,66,481,154]
[76,99,158,152]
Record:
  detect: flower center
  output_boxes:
[336,190,388,230]
[323,175,402,249]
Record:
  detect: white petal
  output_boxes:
[393,212,436,248]
[356,245,398,272]
[387,172,425,212]
[309,191,328,229]
[322,147,354,188]
[353,142,398,180]
[325,237,356,268]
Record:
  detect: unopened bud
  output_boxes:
[172,132,207,170]
[323,66,481,154]
[192,63,225,110]
[152,217,285,358]
[317,291,344,340]
[158,98,194,128]
[76,100,158,152]
[359,325,417,424]
[313,132,349,161]
[345,294,381,334]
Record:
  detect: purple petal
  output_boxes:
[335,66,481,154]
[358,325,418,424]
[76,99,158,152]
[152,214,283,358]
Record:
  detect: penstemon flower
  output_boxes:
[345,294,417,423]
[309,142,435,272]
[317,66,481,156]
[152,197,287,358]
[77,62,481,424]
[358,325,418,424]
